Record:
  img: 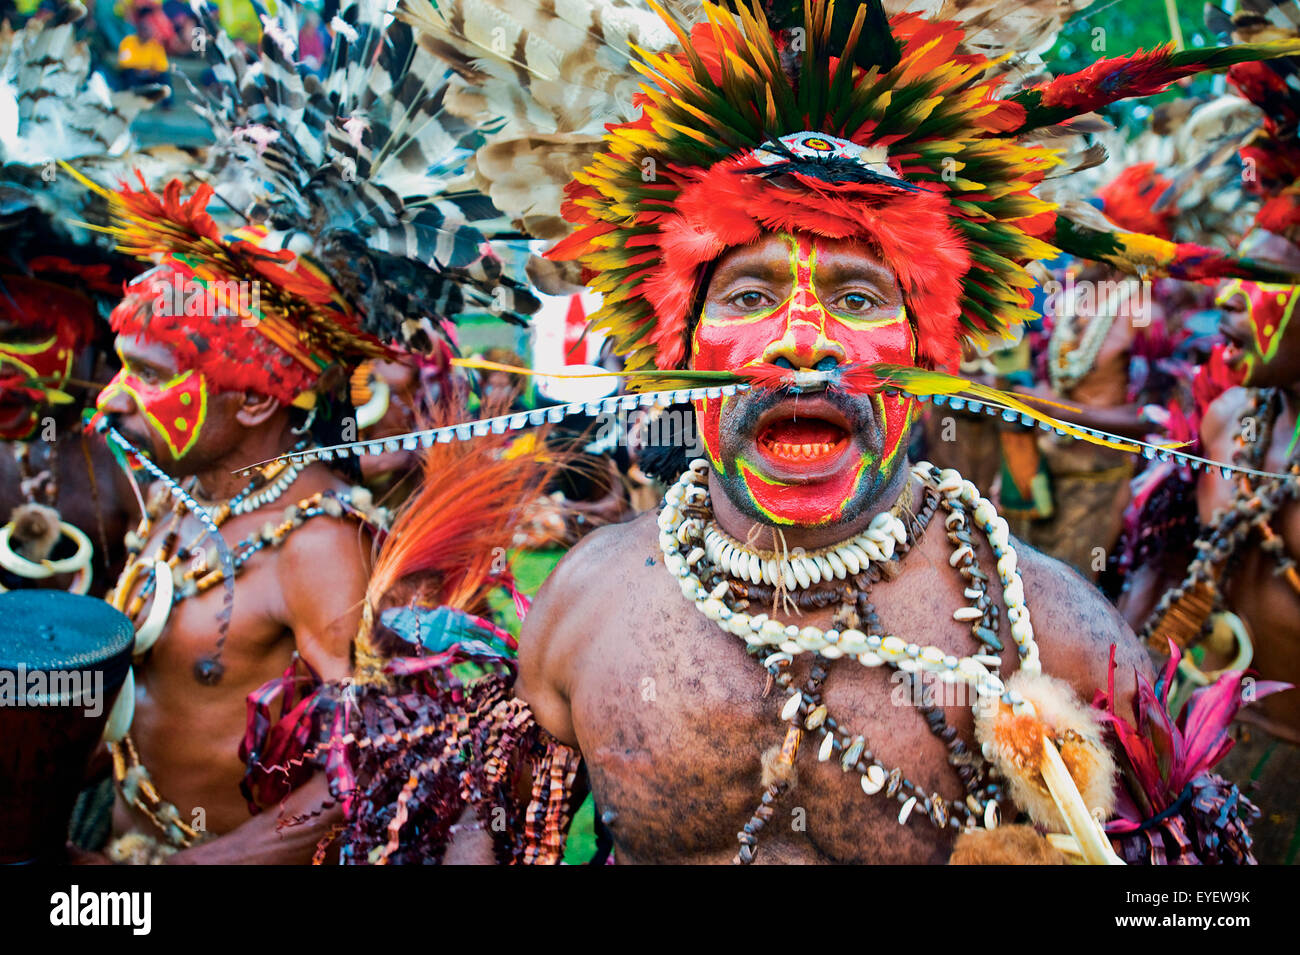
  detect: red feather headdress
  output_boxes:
[548,0,1300,379]
[80,172,390,405]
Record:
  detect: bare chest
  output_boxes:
[569,551,1006,864]
[113,509,296,694]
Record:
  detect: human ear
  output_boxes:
[234,390,282,427]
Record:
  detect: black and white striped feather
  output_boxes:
[186,0,538,345]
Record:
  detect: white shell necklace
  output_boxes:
[701,509,909,591]
[658,459,1042,709]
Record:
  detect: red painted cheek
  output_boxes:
[692,395,725,469]
[879,393,914,463]
[1247,288,1290,359]
[0,338,71,384]
[100,370,208,458]
[692,313,790,371]
[141,375,206,458]
[826,314,916,367]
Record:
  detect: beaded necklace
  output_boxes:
[108,456,382,848]
[658,460,1041,862]
[1047,294,1120,393]
[112,451,316,677]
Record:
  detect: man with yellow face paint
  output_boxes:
[493,0,1236,866]
[90,247,389,864]
[0,260,139,601]
[74,0,542,863]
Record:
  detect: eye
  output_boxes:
[833,290,883,313]
[727,289,774,311]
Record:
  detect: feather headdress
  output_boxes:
[249,0,1300,483]
[0,3,171,419]
[401,0,1300,376]
[1214,0,1300,247]
[76,0,542,405]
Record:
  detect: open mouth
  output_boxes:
[753,398,853,475]
[759,417,849,462]
[1217,326,1251,369]
[0,396,32,427]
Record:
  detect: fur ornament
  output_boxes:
[974,668,1116,834]
[948,824,1069,865]
[8,503,62,562]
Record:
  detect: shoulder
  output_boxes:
[1201,386,1252,449]
[1014,540,1151,704]
[522,513,657,643]
[277,499,373,567]
[516,511,660,746]
[274,494,374,611]
[519,513,658,674]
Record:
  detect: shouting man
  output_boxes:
[474,0,1300,863]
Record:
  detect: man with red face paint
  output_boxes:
[519,224,1157,863]
[396,0,1300,865]
[498,0,1176,856]
[88,252,385,863]
[0,263,138,598]
[689,233,920,530]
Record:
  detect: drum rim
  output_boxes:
[0,591,134,689]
